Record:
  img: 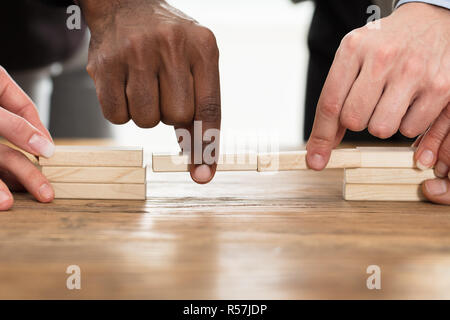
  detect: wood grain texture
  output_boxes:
[39,146,143,167]
[344,183,425,201]
[42,166,146,184]
[52,183,146,200]
[258,149,361,171]
[152,153,257,172]
[345,168,436,184]
[2,167,449,299]
[2,140,449,300]
[358,147,417,168]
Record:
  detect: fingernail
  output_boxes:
[39,184,54,201]
[435,161,449,178]
[417,149,434,170]
[28,134,55,158]
[193,165,212,183]
[309,153,326,169]
[425,179,447,196]
[0,191,10,203]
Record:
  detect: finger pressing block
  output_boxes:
[152,153,257,172]
[258,149,361,171]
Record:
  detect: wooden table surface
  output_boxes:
[1,141,450,299]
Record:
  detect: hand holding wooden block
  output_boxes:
[257,149,361,171]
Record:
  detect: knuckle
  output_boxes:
[370,46,397,77]
[98,98,129,125]
[122,33,148,63]
[430,75,449,96]
[132,111,160,128]
[339,29,363,53]
[95,52,118,69]
[134,118,160,129]
[85,64,95,77]
[373,46,397,65]
[157,23,186,49]
[103,112,130,125]
[195,27,219,60]
[196,97,221,122]
[399,123,420,138]
[1,146,22,163]
[123,33,143,50]
[320,100,341,119]
[0,65,6,78]
[25,167,47,186]
[368,123,395,139]
[340,109,366,132]
[402,58,425,78]
[425,125,447,144]
[9,116,29,137]
[307,135,333,149]
[163,110,194,126]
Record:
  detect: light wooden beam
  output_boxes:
[42,166,146,184]
[39,146,143,167]
[52,183,146,200]
[343,183,425,202]
[345,168,435,185]
[257,147,419,172]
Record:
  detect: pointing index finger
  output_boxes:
[306,32,362,170]
[190,55,221,184]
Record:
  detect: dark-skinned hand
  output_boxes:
[79,0,221,184]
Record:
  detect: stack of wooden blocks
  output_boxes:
[39,146,146,200]
[342,147,435,201]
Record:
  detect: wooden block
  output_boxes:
[52,183,146,200]
[39,146,143,167]
[218,153,257,171]
[42,166,146,184]
[345,168,436,184]
[257,149,361,172]
[152,154,189,172]
[343,183,425,202]
[152,153,257,172]
[358,147,417,168]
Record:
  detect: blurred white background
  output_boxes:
[112,0,315,153]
